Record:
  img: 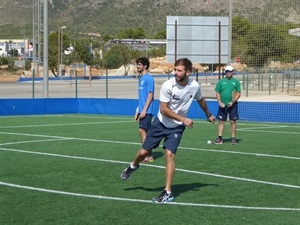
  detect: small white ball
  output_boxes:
[207,140,212,144]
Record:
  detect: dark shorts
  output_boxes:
[217,103,239,121]
[138,113,153,130]
[142,117,185,154]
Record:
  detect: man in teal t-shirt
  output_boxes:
[214,66,241,145]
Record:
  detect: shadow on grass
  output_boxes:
[152,151,164,160]
[215,138,242,144]
[124,182,219,197]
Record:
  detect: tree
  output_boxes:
[48,32,59,76]
[102,34,115,42]
[117,28,135,39]
[25,60,31,70]
[0,57,9,66]
[103,51,122,69]
[72,39,94,65]
[133,28,146,39]
[103,44,135,72]
[245,24,288,67]
[232,16,250,40]
[47,31,71,76]
[0,57,15,71]
[1,57,16,71]
[117,28,146,39]
[147,46,166,58]
[152,30,166,39]
[8,49,19,58]
[231,16,251,64]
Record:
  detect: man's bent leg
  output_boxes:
[133,148,149,166]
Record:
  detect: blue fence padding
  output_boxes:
[239,101,300,123]
[0,99,46,116]
[0,98,299,123]
[44,98,78,114]
[78,98,161,116]
[0,98,77,116]
[78,98,138,115]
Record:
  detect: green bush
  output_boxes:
[0,57,9,66]
[25,60,31,70]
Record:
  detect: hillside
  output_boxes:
[0,0,299,39]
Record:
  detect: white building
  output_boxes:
[0,39,31,58]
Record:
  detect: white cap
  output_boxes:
[225,66,234,72]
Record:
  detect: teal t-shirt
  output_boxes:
[215,77,241,105]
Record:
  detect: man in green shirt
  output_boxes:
[214,66,241,145]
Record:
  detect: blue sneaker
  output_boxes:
[120,164,139,180]
[152,190,174,203]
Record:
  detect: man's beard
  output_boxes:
[175,75,186,82]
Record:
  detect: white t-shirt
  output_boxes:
[157,77,203,128]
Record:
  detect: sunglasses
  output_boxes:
[225,70,233,73]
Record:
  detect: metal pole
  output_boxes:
[218,21,221,80]
[60,28,63,76]
[75,70,78,98]
[32,69,35,98]
[57,27,60,76]
[22,31,26,72]
[43,0,49,97]
[175,20,177,62]
[32,0,36,98]
[228,0,232,64]
[32,0,36,80]
[37,0,41,76]
[246,72,249,97]
[268,74,271,95]
[60,26,66,76]
[106,69,108,98]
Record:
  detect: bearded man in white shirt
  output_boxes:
[120,58,215,203]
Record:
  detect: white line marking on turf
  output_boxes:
[239,125,300,129]
[238,129,300,135]
[0,139,62,146]
[0,131,140,146]
[179,146,300,160]
[0,181,299,211]
[62,115,133,120]
[0,147,299,189]
[0,131,299,160]
[0,120,133,129]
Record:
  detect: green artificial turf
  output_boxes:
[0,114,299,225]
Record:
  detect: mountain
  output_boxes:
[0,0,299,39]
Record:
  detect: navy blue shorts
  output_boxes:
[138,113,153,130]
[217,103,239,121]
[142,117,185,154]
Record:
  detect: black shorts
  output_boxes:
[217,103,239,121]
[138,113,153,130]
[142,117,185,154]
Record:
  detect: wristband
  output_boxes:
[206,113,212,118]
